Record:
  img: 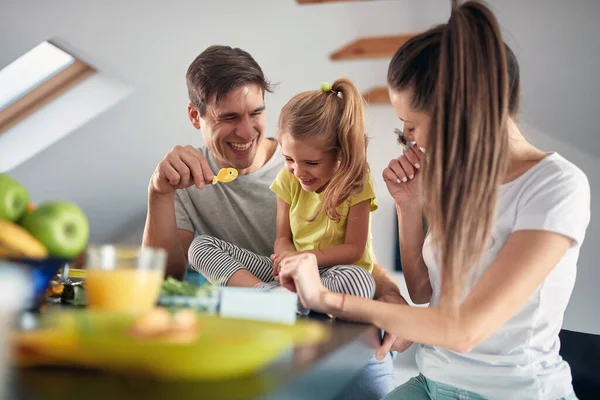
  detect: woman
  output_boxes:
[277,1,590,399]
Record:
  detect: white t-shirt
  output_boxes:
[416,153,591,400]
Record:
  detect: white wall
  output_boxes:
[364,107,405,272]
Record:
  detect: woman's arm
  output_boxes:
[306,199,370,267]
[396,203,432,304]
[381,147,430,303]
[274,197,296,254]
[282,230,573,352]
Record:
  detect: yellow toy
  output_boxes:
[212,168,238,185]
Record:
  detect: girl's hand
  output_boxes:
[279,253,328,311]
[271,251,298,278]
[382,146,426,206]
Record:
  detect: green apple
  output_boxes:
[21,201,89,259]
[0,174,29,222]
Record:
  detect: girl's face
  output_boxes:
[389,88,432,149]
[280,134,338,193]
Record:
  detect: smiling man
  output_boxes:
[142,45,406,400]
[143,45,280,281]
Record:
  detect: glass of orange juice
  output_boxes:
[85,245,166,314]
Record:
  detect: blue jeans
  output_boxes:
[383,374,579,400]
[335,352,396,400]
[185,267,208,286]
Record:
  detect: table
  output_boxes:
[12,314,383,400]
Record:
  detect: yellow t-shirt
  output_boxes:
[269,169,378,272]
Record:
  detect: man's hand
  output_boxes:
[150,145,215,195]
[376,291,413,359]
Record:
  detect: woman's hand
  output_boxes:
[271,251,298,278]
[279,253,328,311]
[382,146,426,206]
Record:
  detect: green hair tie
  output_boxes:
[320,82,332,92]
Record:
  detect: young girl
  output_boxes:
[188,78,377,301]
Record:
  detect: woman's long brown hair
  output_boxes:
[430,1,510,305]
[389,1,512,306]
[278,78,369,222]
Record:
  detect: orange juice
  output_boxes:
[86,269,164,313]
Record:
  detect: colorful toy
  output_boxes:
[212,168,238,185]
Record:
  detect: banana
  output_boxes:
[0,243,24,258]
[0,219,48,259]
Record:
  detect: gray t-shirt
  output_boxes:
[174,139,283,257]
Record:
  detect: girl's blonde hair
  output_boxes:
[278,78,369,222]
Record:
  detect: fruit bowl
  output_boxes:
[2,257,72,310]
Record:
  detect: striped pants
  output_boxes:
[188,235,376,299]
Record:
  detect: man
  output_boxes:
[142,45,410,400]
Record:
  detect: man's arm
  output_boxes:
[143,145,214,280]
[142,191,193,280]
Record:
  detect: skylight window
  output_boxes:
[0,40,95,133]
[0,41,75,111]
